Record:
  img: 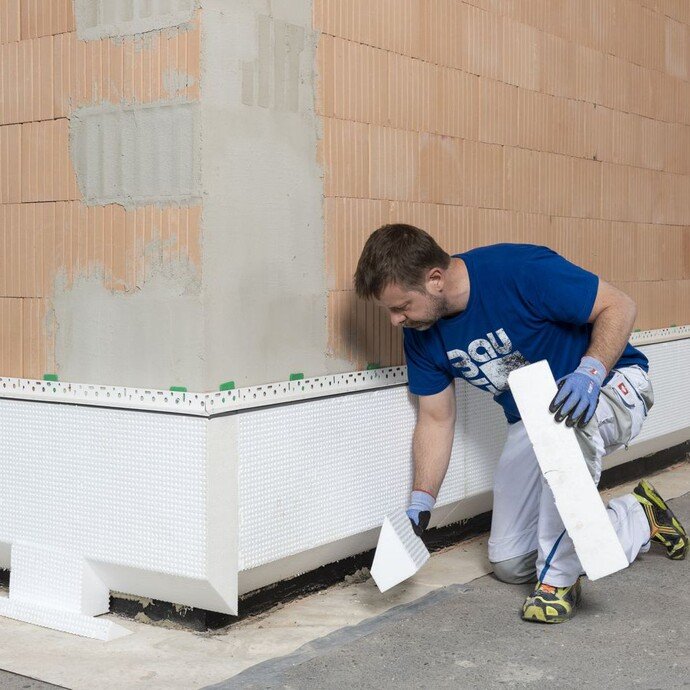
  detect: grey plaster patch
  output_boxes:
[241,15,305,111]
[74,0,197,40]
[50,254,205,390]
[69,101,201,209]
[163,68,197,96]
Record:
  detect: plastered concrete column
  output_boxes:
[199,0,329,389]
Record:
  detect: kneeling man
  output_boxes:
[354,224,687,623]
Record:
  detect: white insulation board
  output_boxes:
[371,510,430,592]
[0,402,238,630]
[237,382,505,571]
[508,361,629,580]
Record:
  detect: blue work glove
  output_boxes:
[549,356,606,428]
[406,490,435,537]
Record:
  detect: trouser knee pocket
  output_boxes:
[599,367,654,447]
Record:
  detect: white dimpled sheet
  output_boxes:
[386,509,429,568]
[238,381,502,571]
[238,389,417,570]
[0,399,238,639]
[9,543,108,616]
[1,542,129,640]
[0,402,207,577]
[631,341,690,444]
[440,381,506,502]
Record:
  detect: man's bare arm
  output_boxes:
[412,382,456,498]
[585,279,637,373]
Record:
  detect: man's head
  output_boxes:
[353,224,452,331]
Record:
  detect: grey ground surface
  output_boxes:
[0,673,63,689]
[216,492,690,690]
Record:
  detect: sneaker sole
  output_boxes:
[521,582,581,624]
[637,480,688,560]
[522,604,574,624]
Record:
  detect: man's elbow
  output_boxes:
[417,403,456,429]
[622,293,637,323]
[600,291,637,323]
[418,409,456,431]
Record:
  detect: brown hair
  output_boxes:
[354,224,451,299]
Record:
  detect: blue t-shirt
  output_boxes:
[403,244,648,424]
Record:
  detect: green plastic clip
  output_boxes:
[633,328,641,332]
[170,386,187,393]
[219,381,236,391]
[289,373,304,381]
[43,374,59,381]
[670,324,678,328]
[366,363,381,370]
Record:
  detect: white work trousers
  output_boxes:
[488,365,654,587]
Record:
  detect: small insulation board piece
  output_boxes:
[0,543,130,641]
[508,360,629,581]
[0,599,130,641]
[371,509,430,592]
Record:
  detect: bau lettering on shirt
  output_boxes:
[446,328,529,396]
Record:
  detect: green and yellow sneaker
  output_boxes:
[633,479,687,560]
[522,577,582,624]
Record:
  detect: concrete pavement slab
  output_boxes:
[206,491,690,689]
[0,671,63,689]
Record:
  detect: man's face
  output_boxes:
[376,282,448,331]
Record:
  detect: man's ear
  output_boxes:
[426,267,444,293]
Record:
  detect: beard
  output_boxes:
[403,293,450,330]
